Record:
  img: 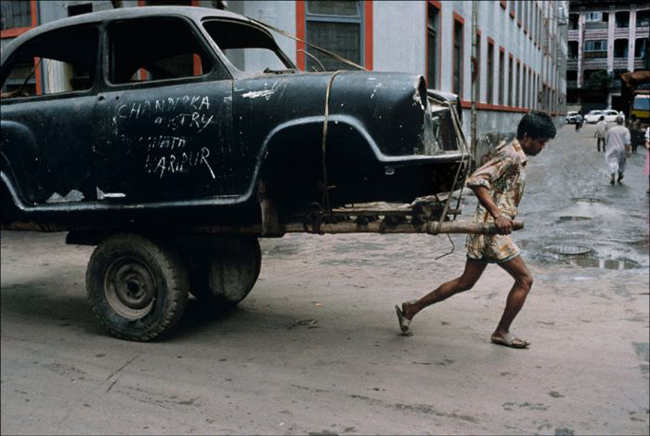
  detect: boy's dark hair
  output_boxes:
[516,111,557,140]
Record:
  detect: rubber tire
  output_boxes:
[187,236,261,307]
[86,233,189,341]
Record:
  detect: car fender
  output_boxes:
[0,120,39,210]
[256,113,437,173]
[252,115,380,196]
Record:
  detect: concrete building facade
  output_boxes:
[566,0,650,113]
[1,0,568,160]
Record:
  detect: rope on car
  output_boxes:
[247,18,367,72]
[431,100,471,236]
[250,17,472,237]
[321,70,343,215]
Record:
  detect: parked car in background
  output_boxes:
[585,109,624,124]
[584,110,604,123]
[603,109,624,123]
[565,111,579,124]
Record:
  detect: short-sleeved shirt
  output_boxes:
[606,125,630,151]
[464,139,527,263]
[596,121,608,138]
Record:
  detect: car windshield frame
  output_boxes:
[201,18,296,75]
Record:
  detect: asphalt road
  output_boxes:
[1,124,649,435]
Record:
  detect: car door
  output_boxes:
[93,16,234,202]
[0,24,100,206]
[605,110,617,122]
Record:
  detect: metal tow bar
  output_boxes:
[284,220,524,235]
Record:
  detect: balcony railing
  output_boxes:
[584,29,609,39]
[614,28,630,38]
[613,59,629,69]
[583,58,608,68]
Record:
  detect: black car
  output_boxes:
[1,6,468,340]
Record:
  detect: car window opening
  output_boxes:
[203,20,292,73]
[108,17,213,84]
[1,26,99,98]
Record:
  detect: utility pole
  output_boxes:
[470,0,478,168]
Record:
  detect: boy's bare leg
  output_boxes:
[492,255,533,342]
[401,258,488,320]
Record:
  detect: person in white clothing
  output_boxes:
[594,116,608,152]
[643,127,650,194]
[605,116,631,185]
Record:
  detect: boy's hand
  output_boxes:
[494,215,513,235]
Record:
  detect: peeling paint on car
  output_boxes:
[96,188,126,200]
[241,90,275,100]
[412,80,425,110]
[46,190,85,203]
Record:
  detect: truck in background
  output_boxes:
[621,71,650,127]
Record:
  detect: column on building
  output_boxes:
[628,4,637,72]
[607,5,615,74]
[577,8,584,87]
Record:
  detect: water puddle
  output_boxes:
[571,197,602,204]
[567,258,640,270]
[542,245,642,269]
[545,245,593,255]
[558,216,593,222]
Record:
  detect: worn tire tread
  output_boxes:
[86,233,189,342]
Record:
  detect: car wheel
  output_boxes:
[86,233,189,341]
[186,236,262,307]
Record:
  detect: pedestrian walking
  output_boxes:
[643,127,650,194]
[575,112,583,132]
[605,115,631,185]
[628,114,643,154]
[395,111,557,349]
[595,115,607,152]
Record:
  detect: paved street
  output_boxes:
[1,124,649,435]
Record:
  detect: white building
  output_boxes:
[566,0,650,113]
[1,0,568,161]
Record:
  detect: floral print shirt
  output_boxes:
[465,138,528,222]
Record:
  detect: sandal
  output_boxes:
[395,300,417,336]
[491,332,530,349]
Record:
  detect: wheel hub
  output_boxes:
[105,257,156,319]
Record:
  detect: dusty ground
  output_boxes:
[1,125,649,435]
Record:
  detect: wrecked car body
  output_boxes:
[1,6,467,230]
[0,7,470,341]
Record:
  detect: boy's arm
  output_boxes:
[469,185,513,235]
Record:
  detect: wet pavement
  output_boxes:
[1,124,649,435]
[515,122,649,272]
